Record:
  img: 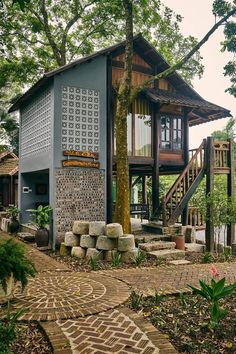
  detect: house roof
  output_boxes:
[9,34,231,126]
[145,88,231,126]
[0,151,18,176]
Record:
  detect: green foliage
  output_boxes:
[213,0,236,97]
[89,256,100,271]
[189,266,236,329]
[134,249,146,267]
[130,291,143,310]
[202,252,215,264]
[27,205,52,229]
[223,246,232,261]
[0,239,36,293]
[0,109,19,154]
[153,292,163,305]
[6,205,20,220]
[0,302,26,354]
[111,251,122,267]
[179,292,187,308]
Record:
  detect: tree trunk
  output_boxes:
[113,0,133,233]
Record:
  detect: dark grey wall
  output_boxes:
[19,171,49,224]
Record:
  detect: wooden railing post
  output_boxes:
[227,138,235,245]
[205,137,214,252]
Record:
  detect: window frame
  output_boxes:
[160,114,183,152]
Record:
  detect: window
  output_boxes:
[114,98,152,157]
[161,115,182,150]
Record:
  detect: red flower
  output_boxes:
[211,265,220,278]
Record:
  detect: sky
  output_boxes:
[162,0,235,148]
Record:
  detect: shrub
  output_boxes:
[134,250,146,267]
[0,239,36,293]
[111,252,122,268]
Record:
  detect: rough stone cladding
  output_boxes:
[55,167,105,242]
[21,88,51,158]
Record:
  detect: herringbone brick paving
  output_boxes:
[3,232,236,353]
[57,309,159,354]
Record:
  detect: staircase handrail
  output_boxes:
[162,139,206,207]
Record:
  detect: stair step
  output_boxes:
[140,241,176,252]
[148,249,185,260]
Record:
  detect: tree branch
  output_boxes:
[40,0,63,66]
[131,5,236,100]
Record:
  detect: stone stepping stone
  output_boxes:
[148,249,185,260]
[139,241,176,252]
[168,259,191,265]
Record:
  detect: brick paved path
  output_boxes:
[4,232,236,353]
[98,262,236,296]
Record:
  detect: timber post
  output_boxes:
[205,136,214,252]
[152,103,160,214]
[227,138,235,245]
[106,55,113,223]
[182,107,190,225]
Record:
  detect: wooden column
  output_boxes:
[205,136,214,252]
[227,138,235,245]
[142,176,147,204]
[182,107,190,225]
[152,103,160,214]
[106,55,113,223]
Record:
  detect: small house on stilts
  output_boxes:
[9,34,234,249]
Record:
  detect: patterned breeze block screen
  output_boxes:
[21,89,51,158]
[61,86,100,152]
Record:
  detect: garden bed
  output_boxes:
[130,292,236,353]
[4,321,52,353]
[46,249,236,272]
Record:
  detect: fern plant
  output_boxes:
[0,239,36,294]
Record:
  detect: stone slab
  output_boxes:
[185,243,205,253]
[139,241,176,252]
[168,259,191,265]
[148,249,185,259]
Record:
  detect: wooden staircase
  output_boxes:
[152,140,206,226]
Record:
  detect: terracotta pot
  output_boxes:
[0,274,14,304]
[35,228,49,247]
[172,234,185,250]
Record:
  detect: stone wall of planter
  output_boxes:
[60,221,138,263]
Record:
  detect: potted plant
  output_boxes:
[27,205,52,247]
[171,226,185,250]
[0,239,36,303]
[7,205,20,234]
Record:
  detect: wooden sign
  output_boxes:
[62,159,100,169]
[63,150,99,160]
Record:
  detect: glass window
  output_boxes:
[134,99,151,157]
[161,115,182,150]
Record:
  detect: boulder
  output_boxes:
[86,248,103,260]
[72,221,89,235]
[80,234,96,248]
[121,248,139,263]
[106,223,123,238]
[89,221,106,236]
[96,235,116,250]
[60,242,71,256]
[64,232,80,247]
[71,246,86,259]
[118,234,135,252]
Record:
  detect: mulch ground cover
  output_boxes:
[130,291,236,353]
[9,322,52,354]
[46,249,236,272]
